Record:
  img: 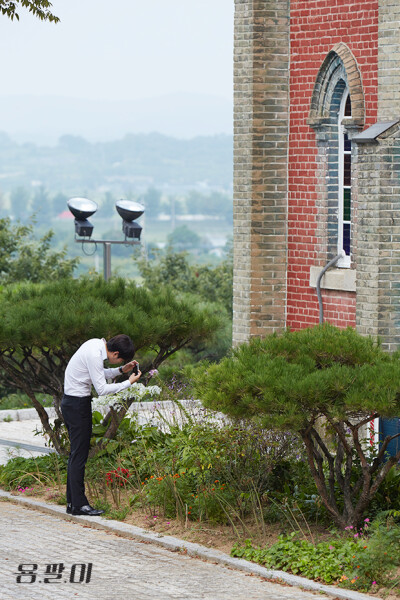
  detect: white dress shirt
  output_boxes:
[64,338,131,397]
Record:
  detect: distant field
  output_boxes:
[48,214,232,280]
[143,216,232,245]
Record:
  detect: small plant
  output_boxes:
[93,383,162,410]
[92,499,111,514]
[231,533,360,584]
[16,486,35,494]
[56,493,67,506]
[343,513,400,591]
[107,506,130,521]
[105,466,132,508]
[231,514,400,593]
[106,467,131,487]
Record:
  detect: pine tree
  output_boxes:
[0,276,220,455]
[195,324,400,528]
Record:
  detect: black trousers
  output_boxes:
[61,394,92,507]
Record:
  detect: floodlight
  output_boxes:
[115,200,144,222]
[115,200,144,240]
[67,197,98,220]
[67,197,98,238]
[66,196,144,281]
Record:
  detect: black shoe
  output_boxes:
[66,503,72,514]
[71,504,104,516]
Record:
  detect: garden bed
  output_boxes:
[1,401,399,599]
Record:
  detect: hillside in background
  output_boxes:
[0,130,233,279]
[0,93,233,145]
[0,131,233,195]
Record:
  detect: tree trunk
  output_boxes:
[24,389,68,456]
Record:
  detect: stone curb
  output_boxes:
[0,400,203,422]
[0,407,57,421]
[0,489,376,600]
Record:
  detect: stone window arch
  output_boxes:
[308,43,364,129]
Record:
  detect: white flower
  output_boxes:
[93,383,162,409]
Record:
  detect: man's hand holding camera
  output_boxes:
[123,360,141,384]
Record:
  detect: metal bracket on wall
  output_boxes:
[316,251,346,324]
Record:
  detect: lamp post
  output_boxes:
[67,197,145,281]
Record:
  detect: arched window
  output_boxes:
[308,44,364,270]
[338,91,352,267]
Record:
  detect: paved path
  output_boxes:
[0,419,52,465]
[0,501,323,600]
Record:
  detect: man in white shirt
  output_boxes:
[61,334,141,516]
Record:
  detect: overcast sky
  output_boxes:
[0,0,234,102]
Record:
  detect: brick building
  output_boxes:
[233,0,400,352]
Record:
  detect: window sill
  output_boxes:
[309,266,356,292]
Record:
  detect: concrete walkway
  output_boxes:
[0,491,377,600]
[0,499,324,600]
[0,418,54,465]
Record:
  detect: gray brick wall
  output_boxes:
[233,0,289,345]
[354,0,400,350]
[233,0,254,344]
[355,123,400,351]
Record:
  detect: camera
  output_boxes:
[132,363,139,375]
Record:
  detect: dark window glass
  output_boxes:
[343,223,351,255]
[344,153,351,186]
[344,133,351,152]
[343,189,351,221]
[344,94,352,116]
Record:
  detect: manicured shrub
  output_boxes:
[194,325,400,528]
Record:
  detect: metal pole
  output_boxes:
[74,238,139,282]
[103,242,112,281]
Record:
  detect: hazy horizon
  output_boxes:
[0,91,233,146]
[0,1,234,144]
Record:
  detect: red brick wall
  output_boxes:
[287,289,357,328]
[286,0,378,330]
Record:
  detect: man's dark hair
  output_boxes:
[107,335,135,361]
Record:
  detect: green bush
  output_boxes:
[0,454,67,489]
[89,408,306,525]
[0,392,52,411]
[348,513,400,591]
[194,324,400,528]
